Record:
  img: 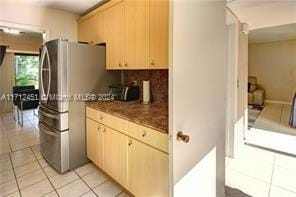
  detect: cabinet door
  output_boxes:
[128,138,169,196]
[124,0,150,69]
[78,15,99,44]
[104,127,128,188]
[105,2,125,69]
[86,118,104,168]
[97,11,106,44]
[149,0,169,69]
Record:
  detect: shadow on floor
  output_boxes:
[225,186,251,197]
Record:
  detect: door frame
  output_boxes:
[225,9,249,159]
[225,9,240,158]
[0,21,50,46]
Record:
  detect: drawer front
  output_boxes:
[103,113,128,135]
[86,107,128,135]
[86,107,104,123]
[128,122,168,153]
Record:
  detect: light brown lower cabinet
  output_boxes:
[103,126,128,189]
[128,138,169,197]
[86,114,169,197]
[86,118,104,168]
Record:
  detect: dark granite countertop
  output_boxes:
[85,101,168,133]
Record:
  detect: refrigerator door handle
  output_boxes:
[38,109,59,119]
[40,45,51,103]
[46,48,52,102]
[40,46,47,99]
[39,123,58,137]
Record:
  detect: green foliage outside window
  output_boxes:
[15,55,39,88]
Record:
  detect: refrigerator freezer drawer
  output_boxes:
[39,105,68,131]
[39,122,69,173]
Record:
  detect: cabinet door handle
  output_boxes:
[128,140,133,146]
[142,131,147,137]
[99,114,103,120]
[119,63,122,67]
[97,126,105,132]
[124,63,128,67]
[150,60,155,66]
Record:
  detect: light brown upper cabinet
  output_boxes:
[124,0,150,69]
[149,0,169,69]
[104,2,125,69]
[78,14,100,44]
[97,11,106,44]
[78,0,169,69]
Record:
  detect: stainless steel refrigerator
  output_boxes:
[39,39,120,173]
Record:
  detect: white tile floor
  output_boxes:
[246,103,296,155]
[0,111,129,197]
[226,145,296,197]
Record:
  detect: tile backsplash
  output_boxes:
[123,70,168,104]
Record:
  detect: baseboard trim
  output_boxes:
[265,100,292,105]
[245,142,296,157]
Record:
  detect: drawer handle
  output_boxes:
[124,63,128,67]
[150,60,155,66]
[97,126,101,131]
[99,114,103,120]
[119,63,122,67]
[128,140,133,146]
[142,131,147,137]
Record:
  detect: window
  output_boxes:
[14,54,39,88]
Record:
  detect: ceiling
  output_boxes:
[249,23,296,44]
[16,0,105,15]
[227,0,296,30]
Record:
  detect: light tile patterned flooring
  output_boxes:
[0,111,129,197]
[226,145,296,197]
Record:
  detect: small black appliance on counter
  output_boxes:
[109,83,140,102]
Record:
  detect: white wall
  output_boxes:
[0,53,14,113]
[0,0,79,41]
[249,39,296,103]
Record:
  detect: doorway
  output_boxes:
[246,23,296,155]
[0,25,43,114]
[225,7,296,197]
